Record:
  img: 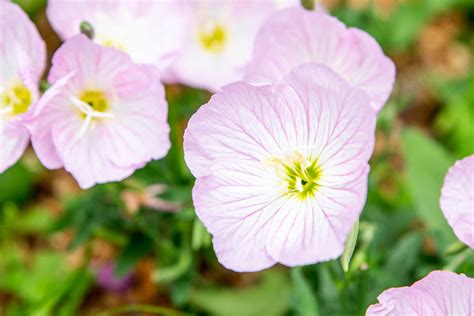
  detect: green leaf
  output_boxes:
[116,233,154,277]
[385,232,423,283]
[14,208,56,234]
[190,270,290,316]
[290,268,319,316]
[192,218,211,250]
[0,162,35,205]
[341,220,359,272]
[401,128,456,249]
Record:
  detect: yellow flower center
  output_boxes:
[1,82,32,116]
[264,152,322,200]
[79,90,109,114]
[199,21,227,53]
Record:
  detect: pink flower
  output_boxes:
[366,271,474,315]
[46,0,186,72]
[440,155,474,248]
[245,7,396,112]
[0,1,46,173]
[184,64,376,272]
[167,0,298,91]
[30,35,170,189]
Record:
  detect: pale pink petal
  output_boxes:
[0,122,29,173]
[184,82,284,178]
[440,155,474,248]
[0,1,46,172]
[265,64,374,265]
[46,0,185,69]
[31,36,170,189]
[245,7,395,112]
[185,64,375,271]
[193,159,281,272]
[0,1,46,85]
[367,271,474,316]
[28,73,75,169]
[47,34,132,88]
[168,1,285,91]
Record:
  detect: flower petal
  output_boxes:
[0,122,29,173]
[367,271,474,315]
[193,159,281,272]
[440,155,474,248]
[245,7,395,112]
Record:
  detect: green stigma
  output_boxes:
[264,153,322,200]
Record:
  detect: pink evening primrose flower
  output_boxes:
[440,155,474,248]
[0,1,46,173]
[184,63,376,272]
[167,0,300,91]
[366,271,474,315]
[245,7,396,112]
[30,35,170,189]
[46,0,186,72]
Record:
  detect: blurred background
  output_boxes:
[1,0,473,315]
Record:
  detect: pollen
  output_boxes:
[0,82,32,116]
[199,21,227,53]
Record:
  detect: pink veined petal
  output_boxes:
[185,63,376,271]
[46,0,186,69]
[0,1,46,173]
[167,1,285,91]
[245,7,395,112]
[28,73,76,170]
[31,36,170,188]
[50,110,138,189]
[265,65,373,263]
[0,122,30,173]
[184,82,286,178]
[440,155,474,249]
[193,159,282,272]
[47,34,132,87]
[366,271,474,316]
[102,65,171,168]
[0,1,46,85]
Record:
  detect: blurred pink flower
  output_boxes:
[440,155,474,248]
[184,64,376,272]
[0,1,46,173]
[245,7,396,112]
[96,263,134,293]
[46,0,186,72]
[167,0,299,91]
[366,271,474,315]
[30,35,170,189]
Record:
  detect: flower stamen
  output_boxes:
[70,91,114,140]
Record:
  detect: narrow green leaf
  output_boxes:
[341,220,359,272]
[290,267,319,316]
[401,128,456,249]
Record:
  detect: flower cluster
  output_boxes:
[1,1,472,314]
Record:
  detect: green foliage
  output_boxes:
[0,161,35,205]
[434,75,474,158]
[341,220,359,272]
[189,270,290,316]
[401,128,456,249]
[290,268,319,316]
